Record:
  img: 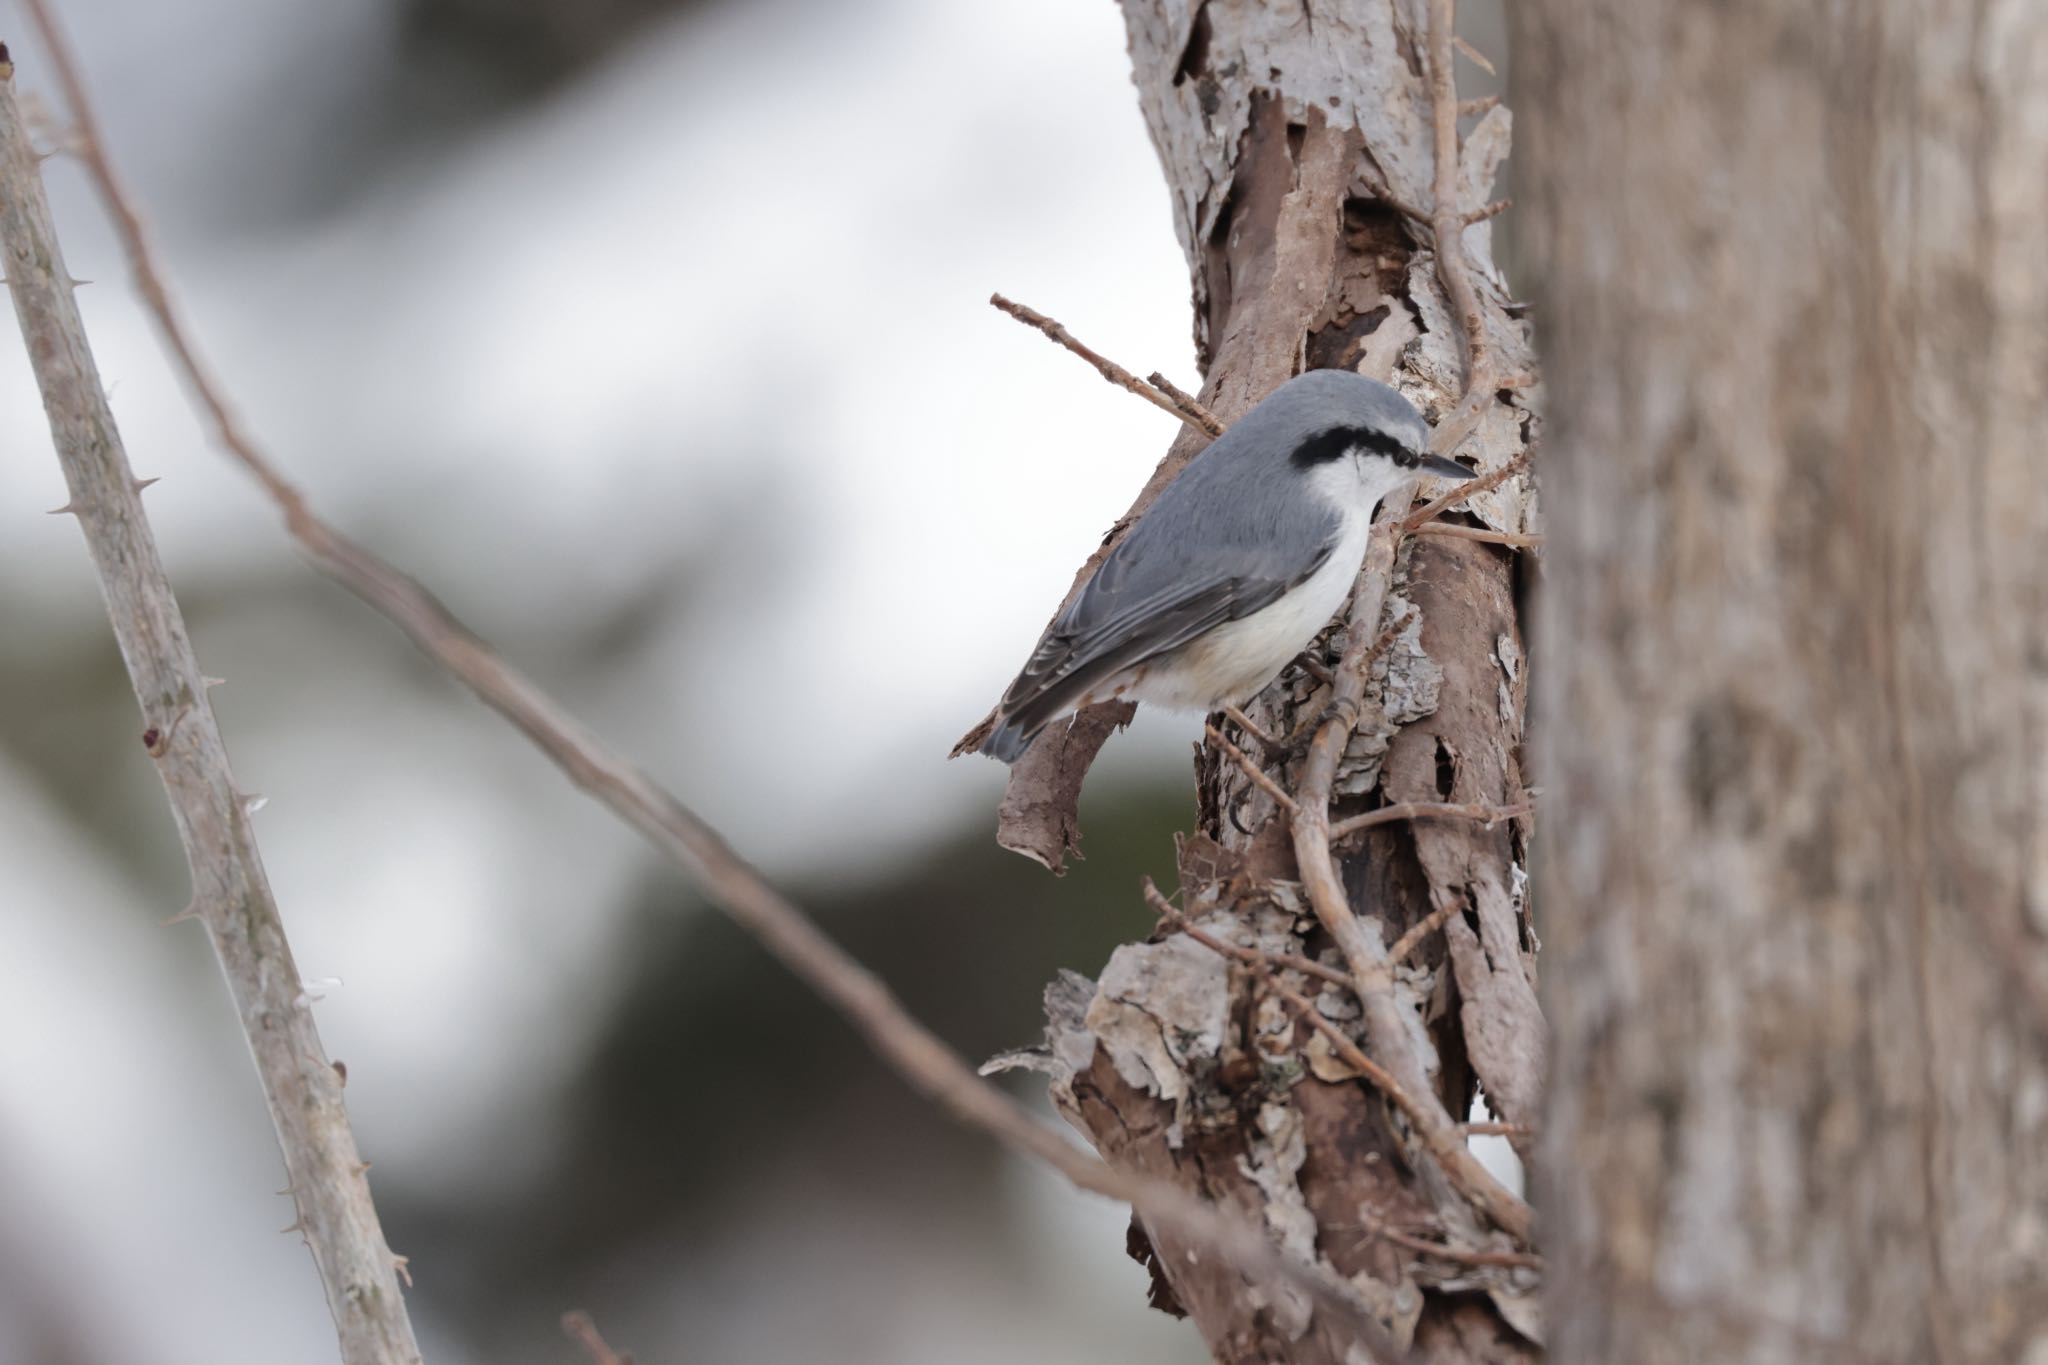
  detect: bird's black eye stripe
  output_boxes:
[1288,424,1421,469]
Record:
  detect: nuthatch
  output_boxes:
[979,369,1469,763]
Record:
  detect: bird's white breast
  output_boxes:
[1129,505,1373,712]
[1082,449,1410,716]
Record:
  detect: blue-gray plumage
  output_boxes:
[979,369,1470,764]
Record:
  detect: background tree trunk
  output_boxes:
[1015,4,1546,1361]
[1517,4,2048,1361]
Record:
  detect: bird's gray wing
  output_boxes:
[992,503,1341,741]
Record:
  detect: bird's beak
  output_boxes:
[1418,452,1473,482]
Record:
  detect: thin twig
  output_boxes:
[1145,370,1227,436]
[1356,1213,1542,1271]
[1463,1120,1533,1139]
[1409,523,1543,549]
[1402,450,1531,531]
[1451,33,1497,77]
[1204,725,1299,814]
[1330,798,1530,843]
[1142,879,1353,993]
[1388,902,1461,967]
[1270,977,1431,1109]
[0,39,418,1365]
[562,1311,634,1365]
[1429,4,1491,396]
[1265,974,1527,1244]
[1219,701,1286,754]
[19,20,1394,1346]
[990,293,1224,437]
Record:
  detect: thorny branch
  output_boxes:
[0,38,419,1365]
[10,7,1400,1348]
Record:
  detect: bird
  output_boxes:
[976,369,1472,765]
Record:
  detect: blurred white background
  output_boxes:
[0,0,1216,1360]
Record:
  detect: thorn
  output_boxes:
[280,1219,305,1236]
[391,1253,412,1288]
[147,703,192,757]
[46,501,80,517]
[356,1160,373,1176]
[66,277,92,288]
[202,675,226,690]
[242,792,269,815]
[295,976,342,1007]
[133,475,160,494]
[332,1059,348,1087]
[1458,95,1501,117]
[161,899,202,927]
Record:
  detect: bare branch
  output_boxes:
[1266,973,1527,1237]
[1463,1120,1532,1139]
[1141,878,1353,992]
[1202,724,1299,814]
[1388,901,1461,967]
[1329,798,1530,843]
[1144,370,1226,436]
[561,1311,634,1365]
[1144,876,1512,1224]
[1429,4,1492,395]
[1409,523,1543,549]
[13,17,1392,1343]
[1401,450,1532,532]
[0,37,418,1365]
[1352,1213,1541,1271]
[1451,33,1496,77]
[990,292,1224,437]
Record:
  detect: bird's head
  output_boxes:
[1275,369,1473,505]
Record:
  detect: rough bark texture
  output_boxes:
[1517,4,2048,1362]
[1018,4,1545,1360]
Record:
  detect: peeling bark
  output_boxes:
[1517,3,2048,1362]
[1014,4,1545,1360]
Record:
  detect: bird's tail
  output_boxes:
[978,712,1040,765]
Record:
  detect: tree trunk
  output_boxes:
[1517,4,2048,1362]
[1012,4,1546,1360]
